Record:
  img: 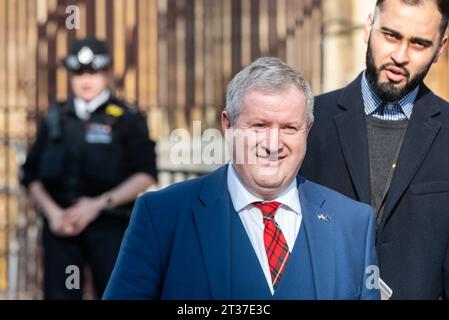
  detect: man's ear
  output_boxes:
[307,121,314,132]
[221,111,233,140]
[364,13,374,44]
[221,111,232,131]
[433,34,449,63]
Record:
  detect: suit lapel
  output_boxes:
[334,74,371,204]
[379,87,441,230]
[298,177,336,299]
[193,166,232,299]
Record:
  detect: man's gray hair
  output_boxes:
[225,57,314,126]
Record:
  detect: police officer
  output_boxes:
[21,37,157,299]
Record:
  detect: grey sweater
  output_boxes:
[366,115,408,219]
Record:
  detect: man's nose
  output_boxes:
[391,42,410,65]
[264,127,277,148]
[264,128,283,155]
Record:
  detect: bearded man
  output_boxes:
[301,0,449,300]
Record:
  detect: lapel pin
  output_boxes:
[317,214,330,222]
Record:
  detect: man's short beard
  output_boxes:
[365,37,435,102]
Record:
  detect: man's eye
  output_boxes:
[411,42,426,50]
[252,123,265,128]
[384,33,397,41]
[283,126,298,133]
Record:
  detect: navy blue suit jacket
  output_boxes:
[301,73,449,299]
[103,166,380,300]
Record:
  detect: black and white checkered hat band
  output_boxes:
[64,54,111,71]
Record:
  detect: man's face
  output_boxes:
[221,85,311,200]
[364,0,448,102]
[71,70,109,102]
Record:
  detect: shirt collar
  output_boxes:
[226,163,301,215]
[74,89,111,120]
[361,71,419,120]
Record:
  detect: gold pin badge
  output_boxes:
[106,104,124,117]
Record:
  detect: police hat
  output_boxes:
[63,37,112,72]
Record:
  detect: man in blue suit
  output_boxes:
[103,57,380,300]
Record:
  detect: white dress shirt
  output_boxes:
[227,164,302,294]
[74,89,111,120]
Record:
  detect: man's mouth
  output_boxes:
[256,153,287,162]
[383,66,408,83]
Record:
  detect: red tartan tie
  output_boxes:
[254,201,290,290]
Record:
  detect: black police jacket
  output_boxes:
[22,96,157,211]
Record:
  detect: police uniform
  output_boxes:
[21,38,157,299]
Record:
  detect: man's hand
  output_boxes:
[65,196,105,235]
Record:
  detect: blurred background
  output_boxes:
[0,0,448,299]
